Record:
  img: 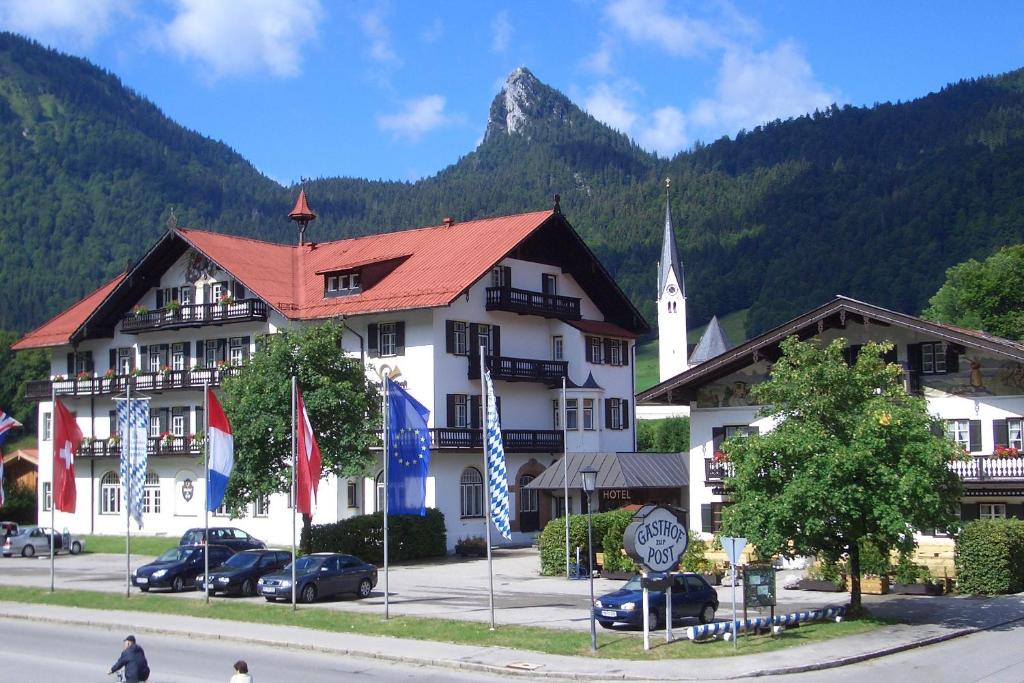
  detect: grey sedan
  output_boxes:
[1,527,85,557]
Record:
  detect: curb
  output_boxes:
[2,607,1019,681]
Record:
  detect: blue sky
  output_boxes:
[3,1,1023,185]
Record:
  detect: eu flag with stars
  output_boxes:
[386,378,432,516]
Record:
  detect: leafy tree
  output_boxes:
[922,245,1024,341]
[719,337,963,614]
[0,330,48,428]
[636,417,690,453]
[220,322,381,547]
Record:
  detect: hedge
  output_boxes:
[955,519,1024,595]
[538,509,636,575]
[0,484,36,525]
[301,509,447,564]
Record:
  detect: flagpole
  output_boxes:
[382,374,390,621]
[125,380,132,599]
[291,375,297,612]
[49,386,55,592]
[480,343,496,631]
[204,381,210,605]
[562,376,570,580]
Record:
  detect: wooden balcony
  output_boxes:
[949,455,1024,481]
[485,286,581,320]
[120,300,268,333]
[25,366,241,401]
[704,457,734,484]
[76,435,202,458]
[468,353,568,384]
[375,428,563,453]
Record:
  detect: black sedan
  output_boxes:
[132,544,235,592]
[258,553,377,603]
[179,527,266,552]
[198,549,293,597]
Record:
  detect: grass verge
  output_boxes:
[0,585,888,660]
[82,535,178,556]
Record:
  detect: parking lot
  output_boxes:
[0,547,844,632]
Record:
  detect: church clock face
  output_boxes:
[666,284,677,295]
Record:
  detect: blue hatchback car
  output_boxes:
[593,572,719,629]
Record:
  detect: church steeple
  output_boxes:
[657,178,689,382]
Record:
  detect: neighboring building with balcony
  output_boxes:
[636,296,1024,545]
[14,202,648,549]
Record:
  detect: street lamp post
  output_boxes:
[580,466,598,652]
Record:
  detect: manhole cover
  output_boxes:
[506,662,543,671]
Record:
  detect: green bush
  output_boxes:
[302,508,446,564]
[538,509,633,575]
[955,519,1024,595]
[600,509,639,574]
[1,483,36,525]
[680,538,713,575]
[892,553,932,585]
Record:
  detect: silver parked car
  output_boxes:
[1,526,85,557]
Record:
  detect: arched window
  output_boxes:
[460,467,483,518]
[143,472,161,514]
[100,472,120,514]
[519,475,538,514]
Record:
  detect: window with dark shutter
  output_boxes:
[195,340,205,368]
[621,340,629,366]
[156,289,164,309]
[242,336,251,360]
[446,394,457,429]
[395,321,405,355]
[469,395,481,430]
[905,343,923,393]
[603,338,613,365]
[969,420,982,452]
[994,419,1010,449]
[701,504,713,533]
[712,426,725,453]
[445,321,456,354]
[621,399,629,429]
[367,323,379,358]
[960,503,980,521]
[491,325,501,356]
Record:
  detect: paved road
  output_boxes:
[0,617,549,683]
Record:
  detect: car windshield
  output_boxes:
[157,548,196,563]
[285,556,324,574]
[621,576,643,591]
[224,553,260,568]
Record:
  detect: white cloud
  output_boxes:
[377,95,459,140]
[360,3,398,65]
[583,82,638,133]
[581,36,615,75]
[604,0,729,58]
[421,18,444,44]
[636,106,687,156]
[491,11,512,53]
[691,42,837,133]
[164,0,322,79]
[0,0,131,47]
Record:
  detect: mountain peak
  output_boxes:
[484,67,565,141]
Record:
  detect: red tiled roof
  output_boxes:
[12,274,126,350]
[568,319,640,339]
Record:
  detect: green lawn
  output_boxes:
[635,309,750,392]
[0,585,887,660]
[82,535,179,556]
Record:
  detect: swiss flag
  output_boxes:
[295,388,322,517]
[53,400,83,513]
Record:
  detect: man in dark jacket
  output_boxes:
[109,635,150,682]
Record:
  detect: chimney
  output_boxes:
[288,189,317,245]
[442,216,454,227]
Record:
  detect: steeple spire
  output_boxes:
[658,178,684,296]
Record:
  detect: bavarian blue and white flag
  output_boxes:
[117,398,149,529]
[483,370,511,539]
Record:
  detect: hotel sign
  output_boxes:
[623,505,688,573]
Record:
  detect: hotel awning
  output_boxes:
[525,452,688,491]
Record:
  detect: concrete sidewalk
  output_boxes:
[1,595,1022,681]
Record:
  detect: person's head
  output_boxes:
[234,660,248,674]
[123,635,136,650]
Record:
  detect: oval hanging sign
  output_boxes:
[623,505,688,573]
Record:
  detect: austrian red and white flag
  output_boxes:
[53,400,83,513]
[295,388,322,517]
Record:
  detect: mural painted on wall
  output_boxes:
[923,354,1024,398]
[696,367,769,408]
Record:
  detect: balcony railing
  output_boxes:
[468,353,568,384]
[25,366,241,401]
[704,457,734,484]
[120,300,268,333]
[949,455,1024,481]
[375,428,563,453]
[485,286,581,320]
[76,435,202,458]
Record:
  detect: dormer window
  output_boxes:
[325,271,362,297]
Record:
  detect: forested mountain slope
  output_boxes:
[2,31,1024,340]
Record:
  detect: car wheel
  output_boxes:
[70,541,82,555]
[265,597,277,603]
[648,609,663,630]
[21,545,34,558]
[140,586,150,593]
[171,576,184,593]
[598,620,614,629]
[699,604,716,624]
[241,579,255,597]
[301,584,317,604]
[357,578,373,599]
